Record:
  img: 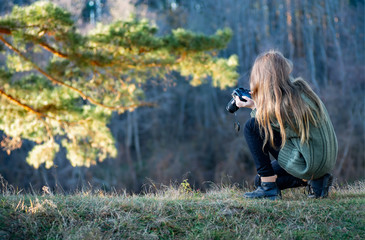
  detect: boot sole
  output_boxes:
[244,194,281,200]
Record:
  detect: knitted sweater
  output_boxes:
[250,95,338,180]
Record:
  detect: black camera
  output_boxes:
[226,88,252,113]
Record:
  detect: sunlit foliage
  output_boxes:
[0,1,238,168]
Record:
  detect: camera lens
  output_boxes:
[226,98,239,113]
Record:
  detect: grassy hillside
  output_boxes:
[0,180,364,240]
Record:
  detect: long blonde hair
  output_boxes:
[249,50,323,149]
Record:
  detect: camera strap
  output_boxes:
[234,112,240,132]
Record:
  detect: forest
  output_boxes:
[0,0,364,193]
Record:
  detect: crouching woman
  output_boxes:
[235,50,338,200]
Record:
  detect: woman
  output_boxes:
[235,50,338,200]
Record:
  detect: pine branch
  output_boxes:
[0,27,11,34]
[0,26,181,70]
[0,88,67,132]
[38,41,68,58]
[0,26,112,67]
[0,88,101,128]
[0,35,156,111]
[0,88,46,118]
[0,26,68,57]
[0,87,55,147]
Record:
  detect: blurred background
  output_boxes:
[0,0,364,193]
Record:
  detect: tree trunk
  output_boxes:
[233,0,245,79]
[301,1,320,91]
[325,0,345,85]
[285,0,295,59]
[132,110,142,169]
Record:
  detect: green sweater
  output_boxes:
[250,95,338,180]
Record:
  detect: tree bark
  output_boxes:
[325,0,345,85]
[301,1,320,91]
[132,110,142,169]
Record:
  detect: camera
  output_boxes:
[226,88,252,113]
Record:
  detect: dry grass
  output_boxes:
[0,177,364,239]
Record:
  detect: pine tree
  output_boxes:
[0,1,238,168]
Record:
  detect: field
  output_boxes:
[0,180,364,240]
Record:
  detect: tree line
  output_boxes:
[0,0,363,192]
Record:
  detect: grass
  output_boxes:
[0,179,364,240]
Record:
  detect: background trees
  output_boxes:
[0,0,363,192]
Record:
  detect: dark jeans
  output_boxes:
[243,118,306,190]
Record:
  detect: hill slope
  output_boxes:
[0,181,364,239]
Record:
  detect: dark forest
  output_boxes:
[0,0,364,193]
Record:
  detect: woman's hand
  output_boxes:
[234,96,256,110]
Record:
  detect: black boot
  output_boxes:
[255,174,307,190]
[307,174,333,199]
[244,182,281,200]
